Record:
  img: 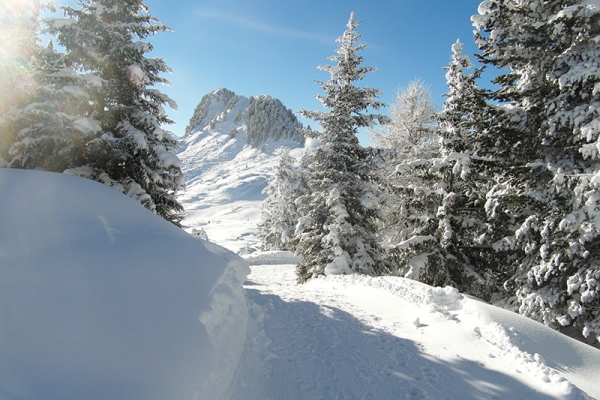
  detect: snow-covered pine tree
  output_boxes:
[5,39,101,172]
[472,0,600,344]
[258,148,304,251]
[434,39,497,298]
[370,71,480,290]
[0,0,44,165]
[294,12,390,283]
[46,0,184,225]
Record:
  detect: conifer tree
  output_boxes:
[5,40,100,172]
[294,13,390,282]
[46,0,184,225]
[471,0,600,343]
[258,148,303,251]
[432,40,500,295]
[0,0,44,165]
[373,62,482,291]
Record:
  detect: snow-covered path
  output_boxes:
[225,254,599,400]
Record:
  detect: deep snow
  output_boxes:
[0,169,249,400]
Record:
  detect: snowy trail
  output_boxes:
[225,257,595,400]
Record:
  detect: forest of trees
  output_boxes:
[245,96,305,148]
[259,3,600,345]
[0,0,184,225]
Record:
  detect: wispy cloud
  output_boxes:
[194,9,333,45]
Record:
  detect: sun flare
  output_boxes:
[0,0,41,115]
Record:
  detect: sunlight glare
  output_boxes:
[0,0,41,115]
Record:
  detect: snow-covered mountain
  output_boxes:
[177,88,306,253]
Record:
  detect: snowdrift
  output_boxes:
[0,169,249,400]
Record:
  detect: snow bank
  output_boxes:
[0,169,249,400]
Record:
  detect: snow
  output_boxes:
[126,64,145,86]
[73,117,101,134]
[225,260,600,399]
[175,120,600,399]
[154,144,183,168]
[0,169,249,400]
[4,100,600,399]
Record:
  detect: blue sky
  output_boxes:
[61,0,486,144]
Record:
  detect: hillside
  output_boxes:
[174,89,600,399]
[177,88,306,253]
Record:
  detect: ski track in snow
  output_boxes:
[224,261,591,400]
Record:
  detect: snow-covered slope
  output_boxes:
[174,88,600,399]
[229,256,600,399]
[0,169,249,400]
[177,89,305,253]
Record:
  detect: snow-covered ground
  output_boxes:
[228,255,600,399]
[4,93,600,398]
[0,169,248,400]
[175,117,600,399]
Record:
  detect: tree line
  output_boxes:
[259,3,600,346]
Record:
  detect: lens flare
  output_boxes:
[0,0,40,116]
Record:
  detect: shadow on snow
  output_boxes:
[226,287,557,400]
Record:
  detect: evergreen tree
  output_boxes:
[5,40,99,172]
[368,80,445,283]
[294,13,390,283]
[435,40,496,297]
[371,70,480,290]
[0,0,44,165]
[258,148,303,251]
[472,0,600,343]
[46,0,184,225]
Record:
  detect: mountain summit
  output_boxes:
[177,89,306,253]
[178,88,306,179]
[183,88,305,145]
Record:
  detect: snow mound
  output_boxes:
[0,169,249,400]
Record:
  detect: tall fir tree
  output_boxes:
[434,40,499,298]
[372,52,484,291]
[46,0,184,225]
[294,13,390,283]
[471,0,600,344]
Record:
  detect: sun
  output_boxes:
[0,0,42,114]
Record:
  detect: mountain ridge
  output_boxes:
[177,88,307,254]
